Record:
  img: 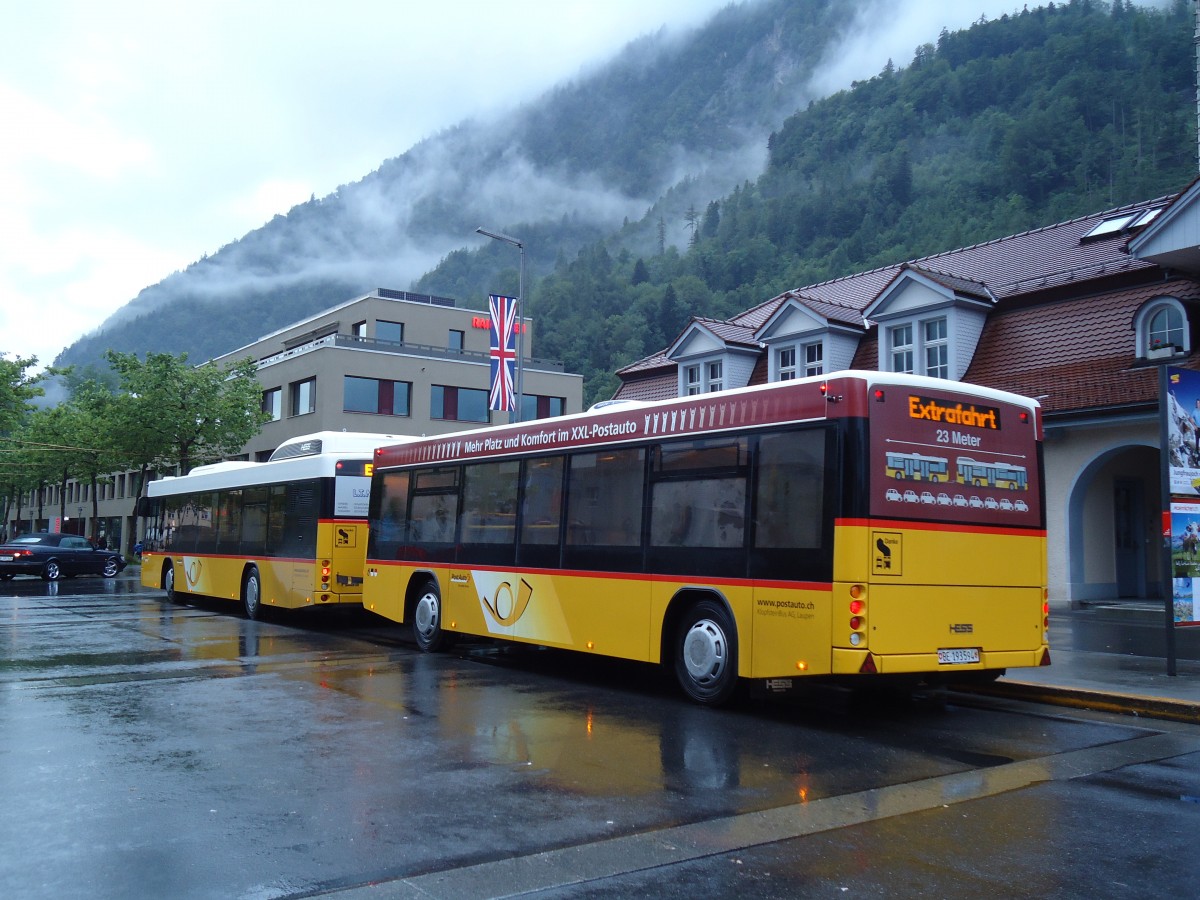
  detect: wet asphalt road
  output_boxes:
[2,574,1199,899]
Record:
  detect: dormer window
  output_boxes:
[706,360,724,392]
[1148,305,1184,352]
[923,318,948,378]
[890,324,914,373]
[888,317,948,378]
[1134,296,1189,359]
[777,347,797,381]
[803,341,823,376]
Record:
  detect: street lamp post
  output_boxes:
[476,227,525,423]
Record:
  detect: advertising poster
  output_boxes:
[1169,501,1200,626]
[1165,367,1200,496]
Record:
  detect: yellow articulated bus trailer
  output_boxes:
[140,431,408,618]
[363,372,1049,705]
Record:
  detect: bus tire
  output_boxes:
[673,599,739,706]
[412,579,447,652]
[243,567,262,620]
[163,562,176,602]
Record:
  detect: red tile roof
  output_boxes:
[616,193,1192,415]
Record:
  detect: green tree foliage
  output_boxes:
[523,0,1196,401]
[0,354,44,436]
[103,351,269,475]
[18,382,124,540]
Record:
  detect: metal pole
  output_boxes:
[516,242,525,423]
[1158,363,1178,676]
[475,226,526,423]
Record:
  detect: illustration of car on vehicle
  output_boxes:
[903,490,920,503]
[936,493,953,506]
[984,496,1000,510]
[953,494,969,507]
[999,498,1015,511]
[885,488,902,502]
[968,496,984,509]
[920,491,936,504]
[1014,499,1029,512]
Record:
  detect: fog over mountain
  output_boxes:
[55,0,908,370]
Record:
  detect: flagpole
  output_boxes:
[476,227,525,422]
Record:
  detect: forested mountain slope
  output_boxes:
[54,0,863,372]
[502,0,1196,403]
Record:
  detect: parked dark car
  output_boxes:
[0,533,127,581]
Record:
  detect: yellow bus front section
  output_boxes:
[829,521,1048,677]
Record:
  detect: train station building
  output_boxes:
[614,180,1200,606]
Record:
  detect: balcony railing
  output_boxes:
[256,333,565,372]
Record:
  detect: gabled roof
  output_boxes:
[1128,175,1200,272]
[665,316,760,361]
[617,192,1186,412]
[866,262,996,321]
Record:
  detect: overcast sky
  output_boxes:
[0,1,1075,374]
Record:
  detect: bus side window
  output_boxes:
[754,430,825,550]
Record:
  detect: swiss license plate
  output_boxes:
[938,647,980,665]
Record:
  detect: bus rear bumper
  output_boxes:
[831,646,1049,677]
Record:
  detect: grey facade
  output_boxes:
[6,289,583,552]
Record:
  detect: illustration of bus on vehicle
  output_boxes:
[884,451,949,481]
[955,457,1028,490]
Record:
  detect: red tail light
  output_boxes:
[859,654,878,674]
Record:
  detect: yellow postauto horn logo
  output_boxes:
[482,578,534,626]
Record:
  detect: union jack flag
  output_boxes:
[488,293,518,412]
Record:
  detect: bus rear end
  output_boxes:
[832,375,1049,682]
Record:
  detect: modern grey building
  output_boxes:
[6,288,583,552]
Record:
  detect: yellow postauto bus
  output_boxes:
[140,432,404,618]
[363,372,1050,705]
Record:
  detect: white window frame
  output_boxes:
[889,324,914,374]
[923,318,948,379]
[1136,297,1189,357]
[777,346,797,381]
[706,360,724,392]
[887,317,950,378]
[802,341,823,377]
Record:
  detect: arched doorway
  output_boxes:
[1067,443,1161,602]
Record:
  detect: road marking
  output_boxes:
[327,731,1200,899]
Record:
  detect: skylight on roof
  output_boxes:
[1130,207,1162,229]
[1082,212,1139,240]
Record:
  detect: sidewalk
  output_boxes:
[982,601,1200,723]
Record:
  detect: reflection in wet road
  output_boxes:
[1,576,1198,899]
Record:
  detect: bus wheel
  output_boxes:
[673,599,738,706]
[163,563,176,602]
[243,568,262,620]
[412,580,447,652]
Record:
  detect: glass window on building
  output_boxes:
[520,394,566,421]
[262,387,282,421]
[377,320,404,344]
[344,376,411,416]
[431,385,490,423]
[290,378,315,416]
